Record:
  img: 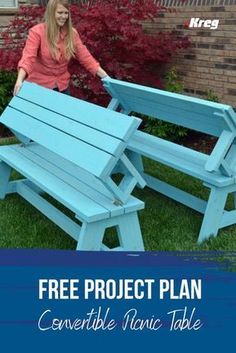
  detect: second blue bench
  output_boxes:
[103,77,236,243]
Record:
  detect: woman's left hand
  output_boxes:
[96,67,109,79]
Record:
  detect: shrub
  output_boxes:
[0,71,16,136]
[203,89,219,102]
[0,71,16,114]
[143,67,188,141]
[0,0,189,106]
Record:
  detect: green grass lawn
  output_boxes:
[0,137,236,251]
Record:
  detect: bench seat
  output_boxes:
[103,77,236,243]
[129,131,235,187]
[0,82,146,251]
[0,144,144,223]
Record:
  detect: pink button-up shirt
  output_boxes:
[18,23,100,91]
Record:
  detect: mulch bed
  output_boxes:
[181,131,217,154]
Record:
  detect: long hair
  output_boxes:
[44,0,75,59]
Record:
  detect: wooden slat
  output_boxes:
[104,78,234,136]
[1,106,115,179]
[131,131,208,165]
[24,143,144,214]
[17,81,141,142]
[26,143,144,213]
[0,145,110,222]
[107,78,231,111]
[205,130,235,173]
[128,133,234,187]
[220,210,236,228]
[10,97,124,157]
[27,143,113,198]
[143,173,207,214]
[114,93,225,137]
[11,144,125,218]
[17,181,81,242]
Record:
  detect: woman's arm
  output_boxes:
[13,25,41,95]
[13,68,27,96]
[96,66,108,79]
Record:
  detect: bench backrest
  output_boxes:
[0,82,145,203]
[103,78,236,138]
[103,78,236,177]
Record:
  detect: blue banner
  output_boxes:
[0,250,235,352]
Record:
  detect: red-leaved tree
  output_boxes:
[0,0,189,105]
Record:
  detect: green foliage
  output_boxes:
[164,67,184,93]
[143,68,188,141]
[0,71,16,137]
[203,89,219,102]
[143,115,187,139]
[0,71,16,114]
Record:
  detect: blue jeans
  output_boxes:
[53,87,70,95]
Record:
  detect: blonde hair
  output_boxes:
[44,0,75,59]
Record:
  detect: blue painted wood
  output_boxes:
[11,129,31,145]
[77,221,107,251]
[101,245,124,251]
[0,145,110,222]
[6,179,44,195]
[107,98,120,111]
[225,143,236,173]
[101,152,146,204]
[17,81,141,142]
[120,154,146,188]
[16,144,145,214]
[103,177,134,205]
[219,160,233,177]
[103,77,236,136]
[116,212,144,251]
[4,142,141,219]
[0,82,145,251]
[125,150,144,173]
[224,110,236,130]
[10,144,126,218]
[103,77,236,243]
[6,180,19,194]
[0,161,12,199]
[17,181,81,241]
[197,187,228,243]
[10,96,125,157]
[1,82,146,201]
[2,106,116,179]
[220,209,236,228]
[26,143,114,199]
[117,174,137,198]
[129,132,234,187]
[131,130,209,163]
[143,173,207,214]
[205,130,235,175]
[77,212,144,251]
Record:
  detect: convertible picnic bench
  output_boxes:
[0,81,146,251]
[103,77,236,243]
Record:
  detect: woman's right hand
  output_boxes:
[13,68,27,96]
[13,81,23,96]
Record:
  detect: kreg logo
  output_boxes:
[184,18,219,30]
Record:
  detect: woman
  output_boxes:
[13,0,108,96]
